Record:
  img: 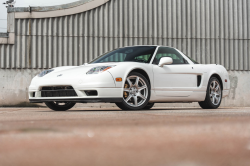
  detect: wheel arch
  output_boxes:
[128,68,151,86]
[210,73,223,90]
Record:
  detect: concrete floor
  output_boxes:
[0,107,250,166]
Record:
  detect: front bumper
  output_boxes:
[29,87,123,103]
[29,70,124,103]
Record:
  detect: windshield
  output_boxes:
[187,56,199,64]
[90,46,157,64]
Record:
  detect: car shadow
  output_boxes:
[37,107,204,112]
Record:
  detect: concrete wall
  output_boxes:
[0,69,248,107]
[0,69,41,106]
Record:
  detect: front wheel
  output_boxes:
[143,103,155,110]
[115,72,151,110]
[45,102,76,111]
[199,77,222,109]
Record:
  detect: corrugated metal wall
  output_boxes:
[0,0,250,70]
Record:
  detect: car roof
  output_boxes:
[122,45,176,49]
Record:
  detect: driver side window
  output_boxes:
[153,47,188,65]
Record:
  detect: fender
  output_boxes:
[108,63,154,88]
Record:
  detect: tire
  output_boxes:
[143,103,155,110]
[199,77,223,109]
[45,102,76,111]
[115,72,151,110]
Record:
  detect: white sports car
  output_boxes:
[29,45,230,111]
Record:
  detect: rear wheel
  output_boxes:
[199,77,222,109]
[115,72,150,110]
[45,102,76,111]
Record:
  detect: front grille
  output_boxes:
[41,86,77,97]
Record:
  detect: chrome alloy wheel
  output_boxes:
[123,75,148,107]
[209,80,222,105]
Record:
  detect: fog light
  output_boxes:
[84,90,98,96]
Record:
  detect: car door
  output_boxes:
[152,47,201,97]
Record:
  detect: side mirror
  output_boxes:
[158,57,173,67]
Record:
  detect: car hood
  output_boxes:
[44,62,130,79]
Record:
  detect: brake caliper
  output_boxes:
[124,83,129,98]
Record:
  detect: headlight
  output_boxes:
[86,66,115,75]
[38,69,54,77]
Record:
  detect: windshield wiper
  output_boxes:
[93,61,118,63]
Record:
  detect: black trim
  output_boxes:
[197,75,202,87]
[30,98,123,103]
